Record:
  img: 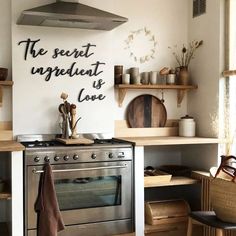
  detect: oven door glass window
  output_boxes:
[55,175,122,211]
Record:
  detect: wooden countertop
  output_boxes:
[120,136,219,146]
[0,141,25,152]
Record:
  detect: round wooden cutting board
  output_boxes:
[126,95,167,128]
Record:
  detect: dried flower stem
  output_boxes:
[169,40,203,68]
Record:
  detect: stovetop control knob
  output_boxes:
[44,156,50,162]
[54,156,60,161]
[91,153,96,159]
[108,153,114,159]
[64,155,69,161]
[34,156,40,162]
[73,154,79,160]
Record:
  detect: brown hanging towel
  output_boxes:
[35,163,65,236]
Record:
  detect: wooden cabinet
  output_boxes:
[141,141,216,236]
[116,122,218,236]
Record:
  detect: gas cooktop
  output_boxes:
[18,134,133,149]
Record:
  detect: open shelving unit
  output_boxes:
[0,81,13,107]
[115,84,198,107]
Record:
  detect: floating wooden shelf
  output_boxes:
[0,81,13,107]
[144,176,199,188]
[115,84,198,107]
[0,192,11,200]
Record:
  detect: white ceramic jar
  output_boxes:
[179,115,196,137]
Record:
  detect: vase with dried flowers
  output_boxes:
[168,40,203,85]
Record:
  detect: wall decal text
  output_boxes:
[18,38,107,103]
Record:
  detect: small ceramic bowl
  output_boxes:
[0,68,8,81]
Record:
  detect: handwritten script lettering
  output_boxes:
[52,43,96,59]
[18,38,107,103]
[31,61,105,81]
[18,39,48,60]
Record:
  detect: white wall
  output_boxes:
[182,0,224,169]
[12,0,189,136]
[187,0,223,138]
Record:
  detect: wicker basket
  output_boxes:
[210,177,236,223]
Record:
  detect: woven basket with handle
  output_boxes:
[210,155,236,223]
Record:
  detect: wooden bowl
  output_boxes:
[0,68,8,81]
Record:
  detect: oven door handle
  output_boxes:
[32,164,128,174]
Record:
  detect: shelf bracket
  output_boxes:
[177,90,186,106]
[0,86,3,107]
[118,88,127,107]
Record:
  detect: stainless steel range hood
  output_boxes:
[17,1,128,30]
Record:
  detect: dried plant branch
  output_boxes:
[169,40,203,68]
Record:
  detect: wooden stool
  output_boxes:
[187,211,236,236]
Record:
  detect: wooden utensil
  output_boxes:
[126,95,167,128]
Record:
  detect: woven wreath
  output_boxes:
[124,27,157,64]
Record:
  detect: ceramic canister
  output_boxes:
[179,115,196,137]
[130,67,139,84]
[166,73,176,85]
[149,71,158,85]
[122,74,130,84]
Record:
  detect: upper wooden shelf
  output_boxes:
[0,141,25,152]
[115,84,198,107]
[0,81,13,107]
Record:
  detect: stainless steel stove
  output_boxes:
[18,134,134,236]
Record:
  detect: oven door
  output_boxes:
[26,161,133,229]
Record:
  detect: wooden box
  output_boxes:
[145,199,190,226]
[144,170,172,187]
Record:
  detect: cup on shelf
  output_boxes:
[122,74,130,84]
[158,75,167,85]
[141,72,149,85]
[133,75,141,84]
[149,71,158,85]
[130,67,139,84]
[166,74,176,85]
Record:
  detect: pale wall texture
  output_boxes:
[11,0,188,135]
[182,0,224,169]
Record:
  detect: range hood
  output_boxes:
[17,0,128,31]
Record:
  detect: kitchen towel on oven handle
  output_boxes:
[35,163,65,236]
